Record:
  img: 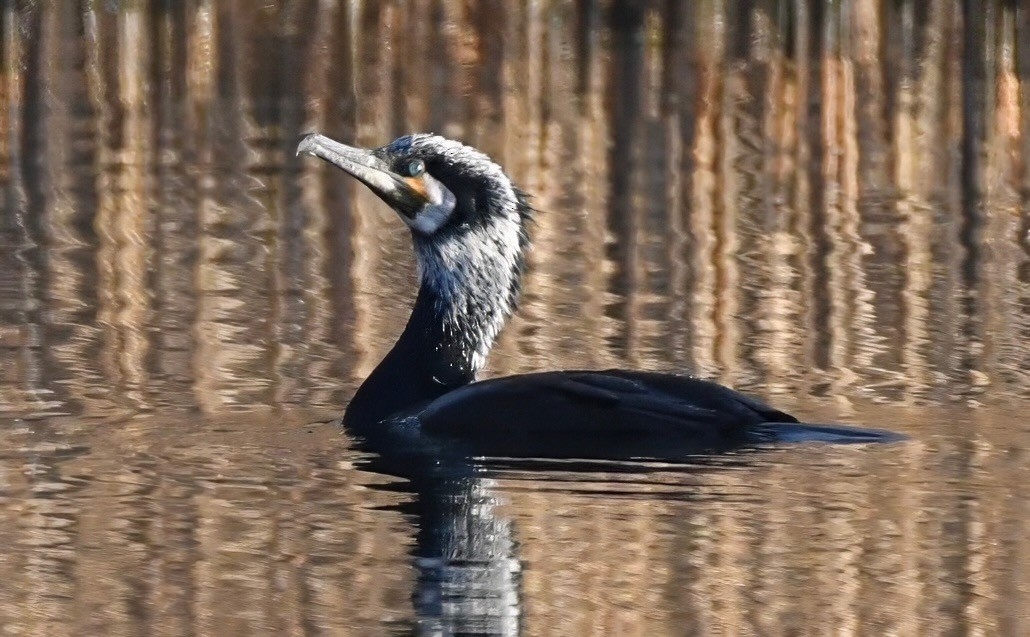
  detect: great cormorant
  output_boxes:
[298,133,899,456]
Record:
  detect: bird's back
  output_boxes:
[404,370,795,453]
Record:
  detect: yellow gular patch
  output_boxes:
[403,176,428,199]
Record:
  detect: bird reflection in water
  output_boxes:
[360,450,521,636]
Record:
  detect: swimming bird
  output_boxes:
[298,133,899,456]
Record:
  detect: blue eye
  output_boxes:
[405,159,425,177]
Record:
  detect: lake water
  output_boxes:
[0,1,1028,635]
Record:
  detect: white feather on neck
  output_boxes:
[413,214,522,372]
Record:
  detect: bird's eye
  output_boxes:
[404,159,425,177]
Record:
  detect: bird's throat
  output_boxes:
[343,255,516,429]
[344,217,523,429]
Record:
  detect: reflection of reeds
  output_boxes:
[115,6,154,406]
[1,1,1027,634]
[0,420,417,635]
[188,0,279,412]
[0,5,39,417]
[982,2,1026,393]
[500,405,1028,635]
[5,0,1028,416]
[151,2,200,410]
[686,0,724,380]
[0,405,1024,635]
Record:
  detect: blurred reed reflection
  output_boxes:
[0,403,1026,636]
[0,1,1029,635]
[0,1,1027,420]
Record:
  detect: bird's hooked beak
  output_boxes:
[296,133,428,218]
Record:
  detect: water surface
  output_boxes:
[1,1,1028,635]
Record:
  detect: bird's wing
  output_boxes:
[415,370,783,441]
[593,369,798,423]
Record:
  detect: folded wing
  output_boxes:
[416,369,797,445]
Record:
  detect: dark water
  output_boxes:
[1,1,1028,635]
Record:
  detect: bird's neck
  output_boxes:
[344,230,520,429]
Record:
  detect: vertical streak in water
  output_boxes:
[981,3,1025,394]
[479,0,551,374]
[41,5,112,417]
[752,1,789,393]
[852,0,890,190]
[638,7,672,362]
[356,0,391,142]
[837,1,877,394]
[847,0,895,392]
[574,0,597,98]
[0,4,49,416]
[788,0,821,386]
[816,0,848,392]
[959,0,991,391]
[350,0,407,382]
[400,0,429,129]
[814,0,873,396]
[520,0,545,194]
[0,4,16,412]
[687,0,724,378]
[10,449,83,635]
[470,0,506,147]
[387,0,408,136]
[43,4,110,418]
[17,4,47,409]
[731,0,766,389]
[290,0,341,409]
[713,0,743,386]
[311,0,361,395]
[931,2,970,392]
[816,458,869,637]
[959,428,998,634]
[151,0,201,411]
[573,0,617,369]
[144,456,199,637]
[512,1,557,371]
[113,6,154,409]
[185,0,220,414]
[605,0,644,365]
[947,6,997,626]
[1017,4,1030,394]
[995,427,1030,633]
[86,4,132,411]
[798,0,834,376]
[661,0,692,366]
[425,0,453,135]
[268,0,323,408]
[893,0,941,400]
[189,0,272,412]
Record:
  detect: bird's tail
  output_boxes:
[751,422,906,444]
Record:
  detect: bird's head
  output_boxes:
[298,132,532,371]
[298,132,530,238]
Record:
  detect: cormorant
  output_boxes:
[298,133,899,456]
